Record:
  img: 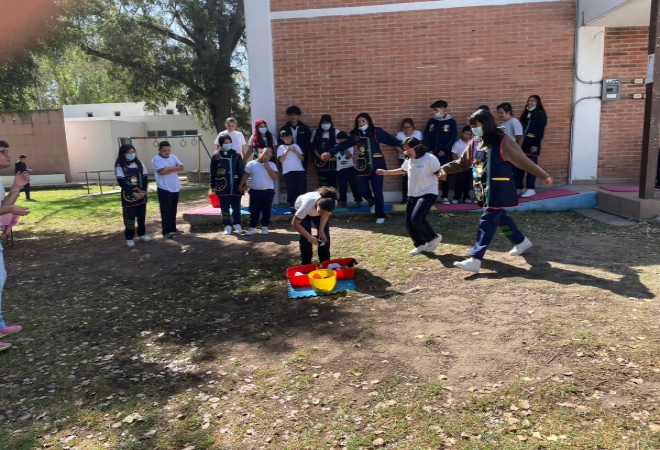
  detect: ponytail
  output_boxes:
[403,136,429,158]
[317,186,338,212]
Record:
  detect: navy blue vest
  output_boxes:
[470,136,518,208]
[212,150,242,195]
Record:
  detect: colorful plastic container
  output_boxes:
[208,190,220,208]
[286,264,319,288]
[320,258,356,280]
[308,269,337,293]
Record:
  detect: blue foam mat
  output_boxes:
[238,206,292,215]
[287,278,356,299]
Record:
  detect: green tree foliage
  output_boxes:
[63,0,247,132]
[0,54,40,113]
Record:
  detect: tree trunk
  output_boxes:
[208,86,233,134]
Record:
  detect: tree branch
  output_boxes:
[172,9,207,52]
[137,20,196,49]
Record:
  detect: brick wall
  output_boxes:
[598,27,648,183]
[270,1,575,194]
[0,110,71,181]
[271,0,434,12]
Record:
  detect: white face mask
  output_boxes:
[359,124,369,132]
[527,106,536,111]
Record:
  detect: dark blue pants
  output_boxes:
[358,172,385,218]
[157,188,179,236]
[469,209,525,261]
[299,215,330,265]
[400,160,407,201]
[406,194,438,247]
[122,203,146,240]
[248,189,274,228]
[337,167,363,203]
[453,171,472,201]
[284,171,307,207]
[219,195,242,226]
[317,170,336,188]
[516,154,539,190]
[20,183,30,200]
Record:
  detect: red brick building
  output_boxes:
[244,0,650,203]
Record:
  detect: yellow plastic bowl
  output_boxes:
[308,269,337,293]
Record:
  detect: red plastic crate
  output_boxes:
[286,264,319,288]
[320,258,356,280]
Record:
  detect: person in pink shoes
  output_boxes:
[0,140,32,351]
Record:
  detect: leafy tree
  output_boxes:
[0,54,40,113]
[63,0,247,132]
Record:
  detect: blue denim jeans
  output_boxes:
[0,247,6,330]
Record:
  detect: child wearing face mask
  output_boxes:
[248,119,275,164]
[517,95,548,198]
[115,144,150,247]
[377,137,443,255]
[450,125,474,203]
[334,131,363,208]
[238,147,279,236]
[423,100,457,204]
[277,129,307,208]
[211,135,245,235]
[311,114,339,188]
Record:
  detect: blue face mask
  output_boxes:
[434,112,443,119]
[222,143,233,151]
[259,127,268,134]
[321,124,331,131]
[359,124,369,132]
[126,153,136,161]
[471,127,484,137]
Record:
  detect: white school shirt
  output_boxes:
[151,154,183,192]
[244,160,278,190]
[214,130,246,152]
[294,192,322,220]
[395,130,423,160]
[451,139,470,158]
[401,152,441,197]
[335,139,355,171]
[502,118,523,139]
[276,144,305,174]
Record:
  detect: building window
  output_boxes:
[114,111,121,116]
[147,130,168,137]
[166,109,174,115]
[172,130,198,136]
[185,129,198,135]
[86,112,93,117]
[119,138,131,145]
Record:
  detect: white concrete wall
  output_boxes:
[0,174,66,187]
[581,0,650,27]
[571,26,605,183]
[62,101,181,119]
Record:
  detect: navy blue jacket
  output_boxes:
[328,128,401,175]
[423,115,457,164]
[210,149,244,195]
[520,110,547,155]
[279,121,311,169]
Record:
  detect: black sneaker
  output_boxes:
[173,229,185,234]
[164,232,175,239]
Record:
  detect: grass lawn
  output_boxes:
[1,187,660,449]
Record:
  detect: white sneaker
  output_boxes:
[451,199,459,204]
[224,225,232,235]
[245,228,257,236]
[139,235,152,242]
[453,257,481,274]
[409,244,427,255]
[521,189,536,198]
[262,227,269,235]
[442,197,450,205]
[370,205,376,214]
[509,237,532,256]
[126,240,135,248]
[517,188,525,196]
[426,234,443,252]
[463,199,473,204]
[233,224,244,233]
[375,218,385,224]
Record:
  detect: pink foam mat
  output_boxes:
[520,188,578,200]
[601,185,660,192]
[434,203,481,211]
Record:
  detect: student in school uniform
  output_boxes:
[334,131,362,208]
[439,109,552,274]
[321,112,402,224]
[423,100,457,204]
[377,137,443,256]
[311,114,339,188]
[247,119,276,164]
[214,117,248,159]
[395,118,423,203]
[277,129,307,208]
[151,141,185,238]
[115,144,150,247]
[496,103,523,146]
[211,134,245,235]
[291,187,338,265]
[279,106,312,171]
[518,95,548,198]
[450,125,474,203]
[238,147,279,236]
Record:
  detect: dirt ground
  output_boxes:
[2,198,660,449]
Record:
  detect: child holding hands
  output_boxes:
[277,129,307,208]
[239,147,279,235]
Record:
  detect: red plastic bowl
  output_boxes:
[286,264,319,288]
[320,258,356,280]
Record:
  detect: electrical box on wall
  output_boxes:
[602,78,621,101]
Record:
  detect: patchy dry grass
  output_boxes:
[1,189,660,449]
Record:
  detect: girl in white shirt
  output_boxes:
[377,137,442,256]
[238,148,279,235]
[395,118,423,203]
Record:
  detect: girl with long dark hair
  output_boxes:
[311,114,339,188]
[518,95,548,197]
[115,144,150,247]
[439,109,552,274]
[322,113,402,223]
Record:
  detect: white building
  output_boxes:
[63,102,220,182]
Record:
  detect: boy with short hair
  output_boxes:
[451,126,474,204]
[335,131,362,208]
[423,100,457,204]
[277,129,307,208]
[496,103,523,146]
[151,141,185,238]
[279,106,311,171]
